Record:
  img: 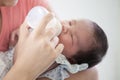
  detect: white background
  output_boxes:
[49,0,120,80]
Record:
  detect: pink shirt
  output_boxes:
[0,0,49,51]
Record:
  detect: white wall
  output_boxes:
[49,0,120,80]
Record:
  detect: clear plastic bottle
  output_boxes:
[26,6,66,65]
[26,6,62,36]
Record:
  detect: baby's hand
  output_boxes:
[9,28,20,47]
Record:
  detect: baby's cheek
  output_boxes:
[62,48,72,58]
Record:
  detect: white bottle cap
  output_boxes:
[26,6,62,36]
[26,6,49,29]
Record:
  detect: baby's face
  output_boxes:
[59,19,94,58]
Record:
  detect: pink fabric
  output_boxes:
[0,0,49,51]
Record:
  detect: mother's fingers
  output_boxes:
[33,13,54,37]
[55,44,64,56]
[44,27,57,41]
[50,36,59,48]
[19,20,29,39]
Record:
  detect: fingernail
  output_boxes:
[53,36,59,44]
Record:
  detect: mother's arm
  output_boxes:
[66,67,98,80]
[37,67,98,80]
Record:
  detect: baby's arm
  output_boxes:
[66,67,98,80]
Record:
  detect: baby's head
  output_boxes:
[59,19,108,68]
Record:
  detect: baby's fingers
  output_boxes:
[50,36,59,48]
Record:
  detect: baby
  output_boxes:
[38,19,108,80]
[59,19,108,68]
[3,19,107,80]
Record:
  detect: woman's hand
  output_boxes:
[3,13,64,80]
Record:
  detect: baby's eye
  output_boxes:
[71,33,73,45]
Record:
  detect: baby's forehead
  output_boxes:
[75,19,94,32]
[77,19,93,26]
[74,20,95,51]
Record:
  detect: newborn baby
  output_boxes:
[38,19,108,80]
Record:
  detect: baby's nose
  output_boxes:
[62,25,69,34]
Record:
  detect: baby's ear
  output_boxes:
[9,28,20,48]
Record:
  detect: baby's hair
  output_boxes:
[70,21,108,68]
